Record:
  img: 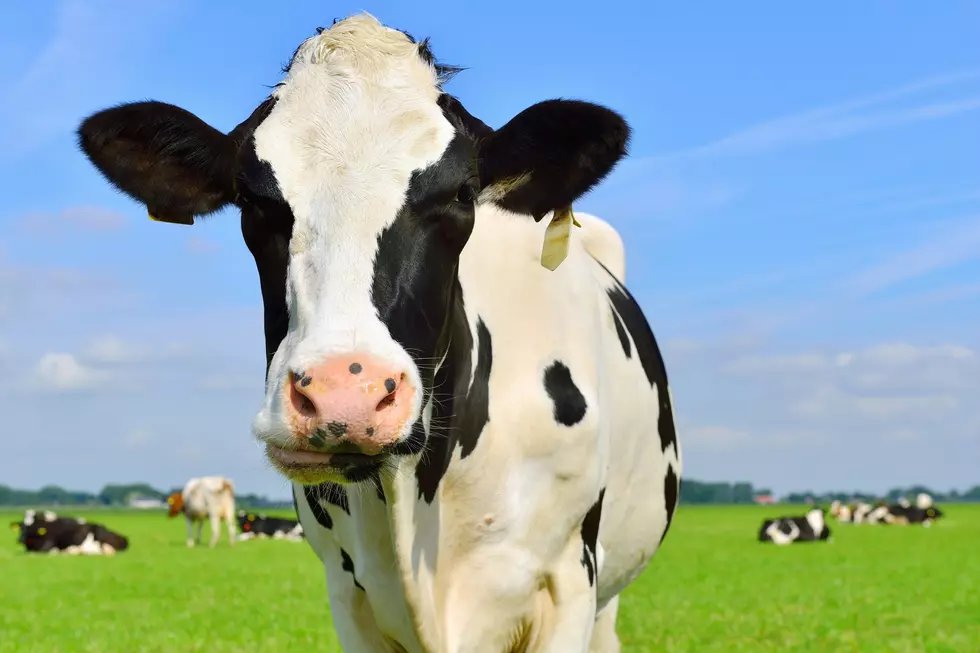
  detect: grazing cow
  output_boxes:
[758,508,831,545]
[236,510,305,541]
[76,13,682,652]
[18,518,128,555]
[166,476,237,548]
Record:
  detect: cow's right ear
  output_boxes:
[77,101,238,226]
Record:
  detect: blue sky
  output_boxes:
[1,1,978,498]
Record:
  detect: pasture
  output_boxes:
[2,504,977,652]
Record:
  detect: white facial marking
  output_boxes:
[250,14,457,448]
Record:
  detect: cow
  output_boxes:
[236,510,305,541]
[829,500,852,522]
[18,518,129,556]
[166,476,237,548]
[851,501,876,524]
[10,509,86,545]
[882,502,944,527]
[758,508,831,545]
[76,13,682,652]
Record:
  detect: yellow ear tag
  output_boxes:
[166,497,174,504]
[148,211,194,226]
[10,524,19,531]
[38,527,47,536]
[248,514,255,521]
[540,206,581,271]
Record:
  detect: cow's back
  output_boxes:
[183,476,235,520]
[457,205,681,611]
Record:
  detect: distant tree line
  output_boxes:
[3,479,978,509]
[0,483,291,509]
[679,479,980,505]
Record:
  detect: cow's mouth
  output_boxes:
[265,443,382,483]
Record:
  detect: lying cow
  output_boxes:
[883,503,944,527]
[166,476,237,548]
[77,13,682,651]
[236,510,305,541]
[10,509,86,544]
[758,508,831,545]
[18,518,128,555]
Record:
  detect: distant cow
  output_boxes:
[758,508,831,545]
[236,510,305,541]
[829,500,853,522]
[18,518,128,555]
[10,509,86,544]
[166,476,237,548]
[851,502,876,524]
[884,503,944,527]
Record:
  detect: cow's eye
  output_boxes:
[456,181,477,205]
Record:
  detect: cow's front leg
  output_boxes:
[317,536,393,652]
[441,536,598,653]
[185,516,196,548]
[208,512,221,548]
[533,534,599,653]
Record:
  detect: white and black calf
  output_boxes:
[77,13,681,652]
[236,510,305,541]
[758,508,831,545]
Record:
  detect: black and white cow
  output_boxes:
[10,509,86,545]
[76,13,681,652]
[881,497,944,527]
[758,508,831,545]
[236,510,305,541]
[17,517,129,556]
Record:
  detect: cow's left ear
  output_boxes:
[476,99,630,221]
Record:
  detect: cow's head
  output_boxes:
[165,492,184,518]
[76,13,630,486]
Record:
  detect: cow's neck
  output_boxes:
[379,274,489,645]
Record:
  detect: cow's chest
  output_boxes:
[296,483,424,652]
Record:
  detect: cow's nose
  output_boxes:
[284,353,414,455]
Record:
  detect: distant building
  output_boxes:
[129,497,165,509]
[753,494,776,505]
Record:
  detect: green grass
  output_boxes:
[2,504,977,652]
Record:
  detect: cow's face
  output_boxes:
[165,492,184,518]
[76,13,630,486]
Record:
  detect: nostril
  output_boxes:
[377,393,396,411]
[376,372,406,412]
[289,372,317,418]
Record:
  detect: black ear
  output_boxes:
[476,99,630,221]
[77,101,238,225]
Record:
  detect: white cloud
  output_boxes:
[669,336,980,492]
[0,254,126,324]
[844,216,980,296]
[32,352,107,391]
[645,69,980,163]
[83,336,147,364]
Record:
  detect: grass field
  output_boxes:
[2,504,977,652]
